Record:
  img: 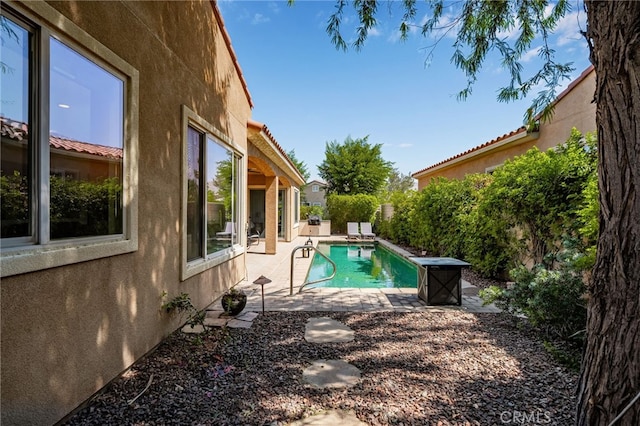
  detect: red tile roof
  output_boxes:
[411,66,595,178]
[1,117,122,159]
[411,126,528,177]
[210,1,253,108]
[248,119,304,182]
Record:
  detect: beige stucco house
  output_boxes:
[412,66,596,189]
[0,1,303,424]
[302,179,328,208]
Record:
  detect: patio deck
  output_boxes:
[231,236,500,314]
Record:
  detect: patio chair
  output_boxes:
[347,222,361,241]
[360,222,376,240]
[216,221,234,238]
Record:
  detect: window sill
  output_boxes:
[182,244,245,281]
[0,236,138,277]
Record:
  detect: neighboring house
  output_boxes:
[0,1,302,425]
[412,66,596,189]
[302,179,328,209]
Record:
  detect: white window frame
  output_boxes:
[181,106,245,281]
[0,1,139,277]
[293,188,300,226]
[312,184,319,192]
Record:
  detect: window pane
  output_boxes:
[0,16,32,239]
[206,138,234,254]
[49,38,124,239]
[187,127,203,261]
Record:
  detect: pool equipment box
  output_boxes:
[409,257,471,306]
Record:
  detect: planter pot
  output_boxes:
[221,294,247,316]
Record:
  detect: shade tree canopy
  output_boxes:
[317,135,393,195]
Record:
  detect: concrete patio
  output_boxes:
[229,235,500,314]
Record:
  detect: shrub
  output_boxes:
[479,239,588,340]
[326,193,379,233]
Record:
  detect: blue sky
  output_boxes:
[218,0,591,181]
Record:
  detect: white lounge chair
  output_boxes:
[360,222,376,240]
[347,222,361,241]
[216,222,234,238]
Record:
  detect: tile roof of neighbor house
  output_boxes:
[1,117,123,159]
[210,1,253,108]
[247,119,305,183]
[411,65,595,178]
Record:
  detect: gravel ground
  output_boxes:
[64,311,577,425]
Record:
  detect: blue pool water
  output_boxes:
[306,242,418,289]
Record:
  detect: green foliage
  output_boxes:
[482,129,597,266]
[461,174,516,278]
[383,168,415,200]
[162,292,205,329]
[326,193,379,233]
[318,135,393,195]
[300,204,324,220]
[286,149,310,182]
[479,239,588,340]
[408,177,474,257]
[0,171,29,237]
[49,176,123,238]
[377,190,417,246]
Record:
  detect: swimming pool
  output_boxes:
[306,242,418,289]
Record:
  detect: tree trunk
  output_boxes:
[577,2,640,425]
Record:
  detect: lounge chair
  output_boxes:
[216,222,234,238]
[347,222,361,241]
[360,222,376,240]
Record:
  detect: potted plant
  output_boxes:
[221,287,247,316]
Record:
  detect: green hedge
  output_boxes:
[326,193,379,234]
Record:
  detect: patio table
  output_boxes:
[408,257,471,306]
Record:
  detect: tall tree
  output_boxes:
[309,1,640,423]
[287,149,310,182]
[385,167,416,195]
[318,135,393,195]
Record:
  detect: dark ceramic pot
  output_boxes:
[221,293,247,316]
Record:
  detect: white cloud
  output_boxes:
[367,27,382,37]
[553,11,587,47]
[522,46,542,63]
[251,13,270,25]
[398,143,413,148]
[268,2,280,14]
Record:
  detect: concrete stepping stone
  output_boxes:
[287,409,367,426]
[226,319,253,329]
[181,324,205,334]
[305,317,354,343]
[302,359,361,389]
[235,311,259,321]
[204,317,228,327]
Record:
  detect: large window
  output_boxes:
[294,188,300,225]
[0,4,138,276]
[182,107,243,279]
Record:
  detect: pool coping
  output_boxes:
[231,235,501,314]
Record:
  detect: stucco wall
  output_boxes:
[416,69,596,189]
[1,1,251,425]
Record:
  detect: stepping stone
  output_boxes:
[226,319,253,329]
[302,359,361,389]
[204,318,228,327]
[181,324,205,334]
[205,310,225,318]
[305,317,354,343]
[287,409,367,426]
[235,311,259,321]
